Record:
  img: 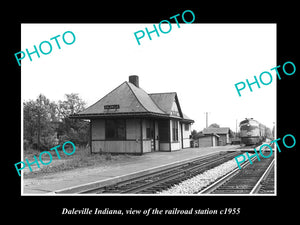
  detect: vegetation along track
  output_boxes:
[199,153,275,194]
[81,151,243,194]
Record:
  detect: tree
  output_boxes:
[23,93,90,151]
[228,129,235,138]
[23,94,58,151]
[57,93,89,146]
[191,129,198,140]
[57,93,86,119]
[208,123,220,128]
[23,100,37,147]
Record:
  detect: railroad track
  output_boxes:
[80,151,243,194]
[199,153,275,195]
[255,161,275,194]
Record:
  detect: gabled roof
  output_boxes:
[128,82,165,114]
[197,133,220,138]
[182,113,194,123]
[203,127,230,135]
[73,82,165,117]
[70,78,194,123]
[149,92,183,117]
[149,92,194,122]
[149,92,177,114]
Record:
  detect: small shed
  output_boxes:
[196,134,219,147]
[202,127,231,146]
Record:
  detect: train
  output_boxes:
[239,118,268,146]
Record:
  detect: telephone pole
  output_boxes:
[236,119,238,138]
[204,112,210,128]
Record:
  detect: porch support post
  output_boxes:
[89,120,92,154]
[169,120,171,151]
[140,118,143,155]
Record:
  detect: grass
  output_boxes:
[23,146,138,179]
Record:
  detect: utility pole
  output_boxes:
[204,112,210,128]
[236,119,237,137]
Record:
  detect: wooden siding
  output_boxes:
[179,122,182,149]
[92,140,141,153]
[182,124,191,139]
[143,140,152,153]
[159,143,170,151]
[182,123,191,148]
[90,117,191,153]
[170,142,181,151]
[126,119,140,140]
[218,134,228,146]
[170,120,181,151]
[182,138,190,148]
[154,121,159,150]
[170,100,180,117]
[198,136,213,147]
[91,118,142,153]
[197,136,219,147]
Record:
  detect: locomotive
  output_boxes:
[239,118,266,145]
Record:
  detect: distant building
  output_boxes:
[202,127,231,146]
[70,75,194,154]
[196,133,220,147]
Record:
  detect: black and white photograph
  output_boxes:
[6,4,298,221]
[20,23,277,196]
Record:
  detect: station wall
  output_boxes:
[90,118,191,153]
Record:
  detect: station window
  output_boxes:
[184,124,189,131]
[172,120,178,141]
[146,121,154,139]
[105,119,126,140]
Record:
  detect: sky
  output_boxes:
[21,23,276,132]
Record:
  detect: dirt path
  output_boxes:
[22,155,143,193]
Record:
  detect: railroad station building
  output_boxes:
[70,75,194,154]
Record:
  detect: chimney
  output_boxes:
[129,75,139,88]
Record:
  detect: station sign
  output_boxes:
[104,104,120,110]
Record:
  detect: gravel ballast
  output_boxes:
[158,153,249,194]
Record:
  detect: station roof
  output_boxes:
[203,127,230,135]
[149,92,177,115]
[70,79,194,123]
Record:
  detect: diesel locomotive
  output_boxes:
[239,118,266,145]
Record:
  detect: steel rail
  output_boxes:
[82,151,241,194]
[198,146,274,195]
[119,152,241,194]
[75,152,222,194]
[249,159,275,194]
[79,151,226,194]
[198,154,257,194]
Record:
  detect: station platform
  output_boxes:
[23,145,239,194]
